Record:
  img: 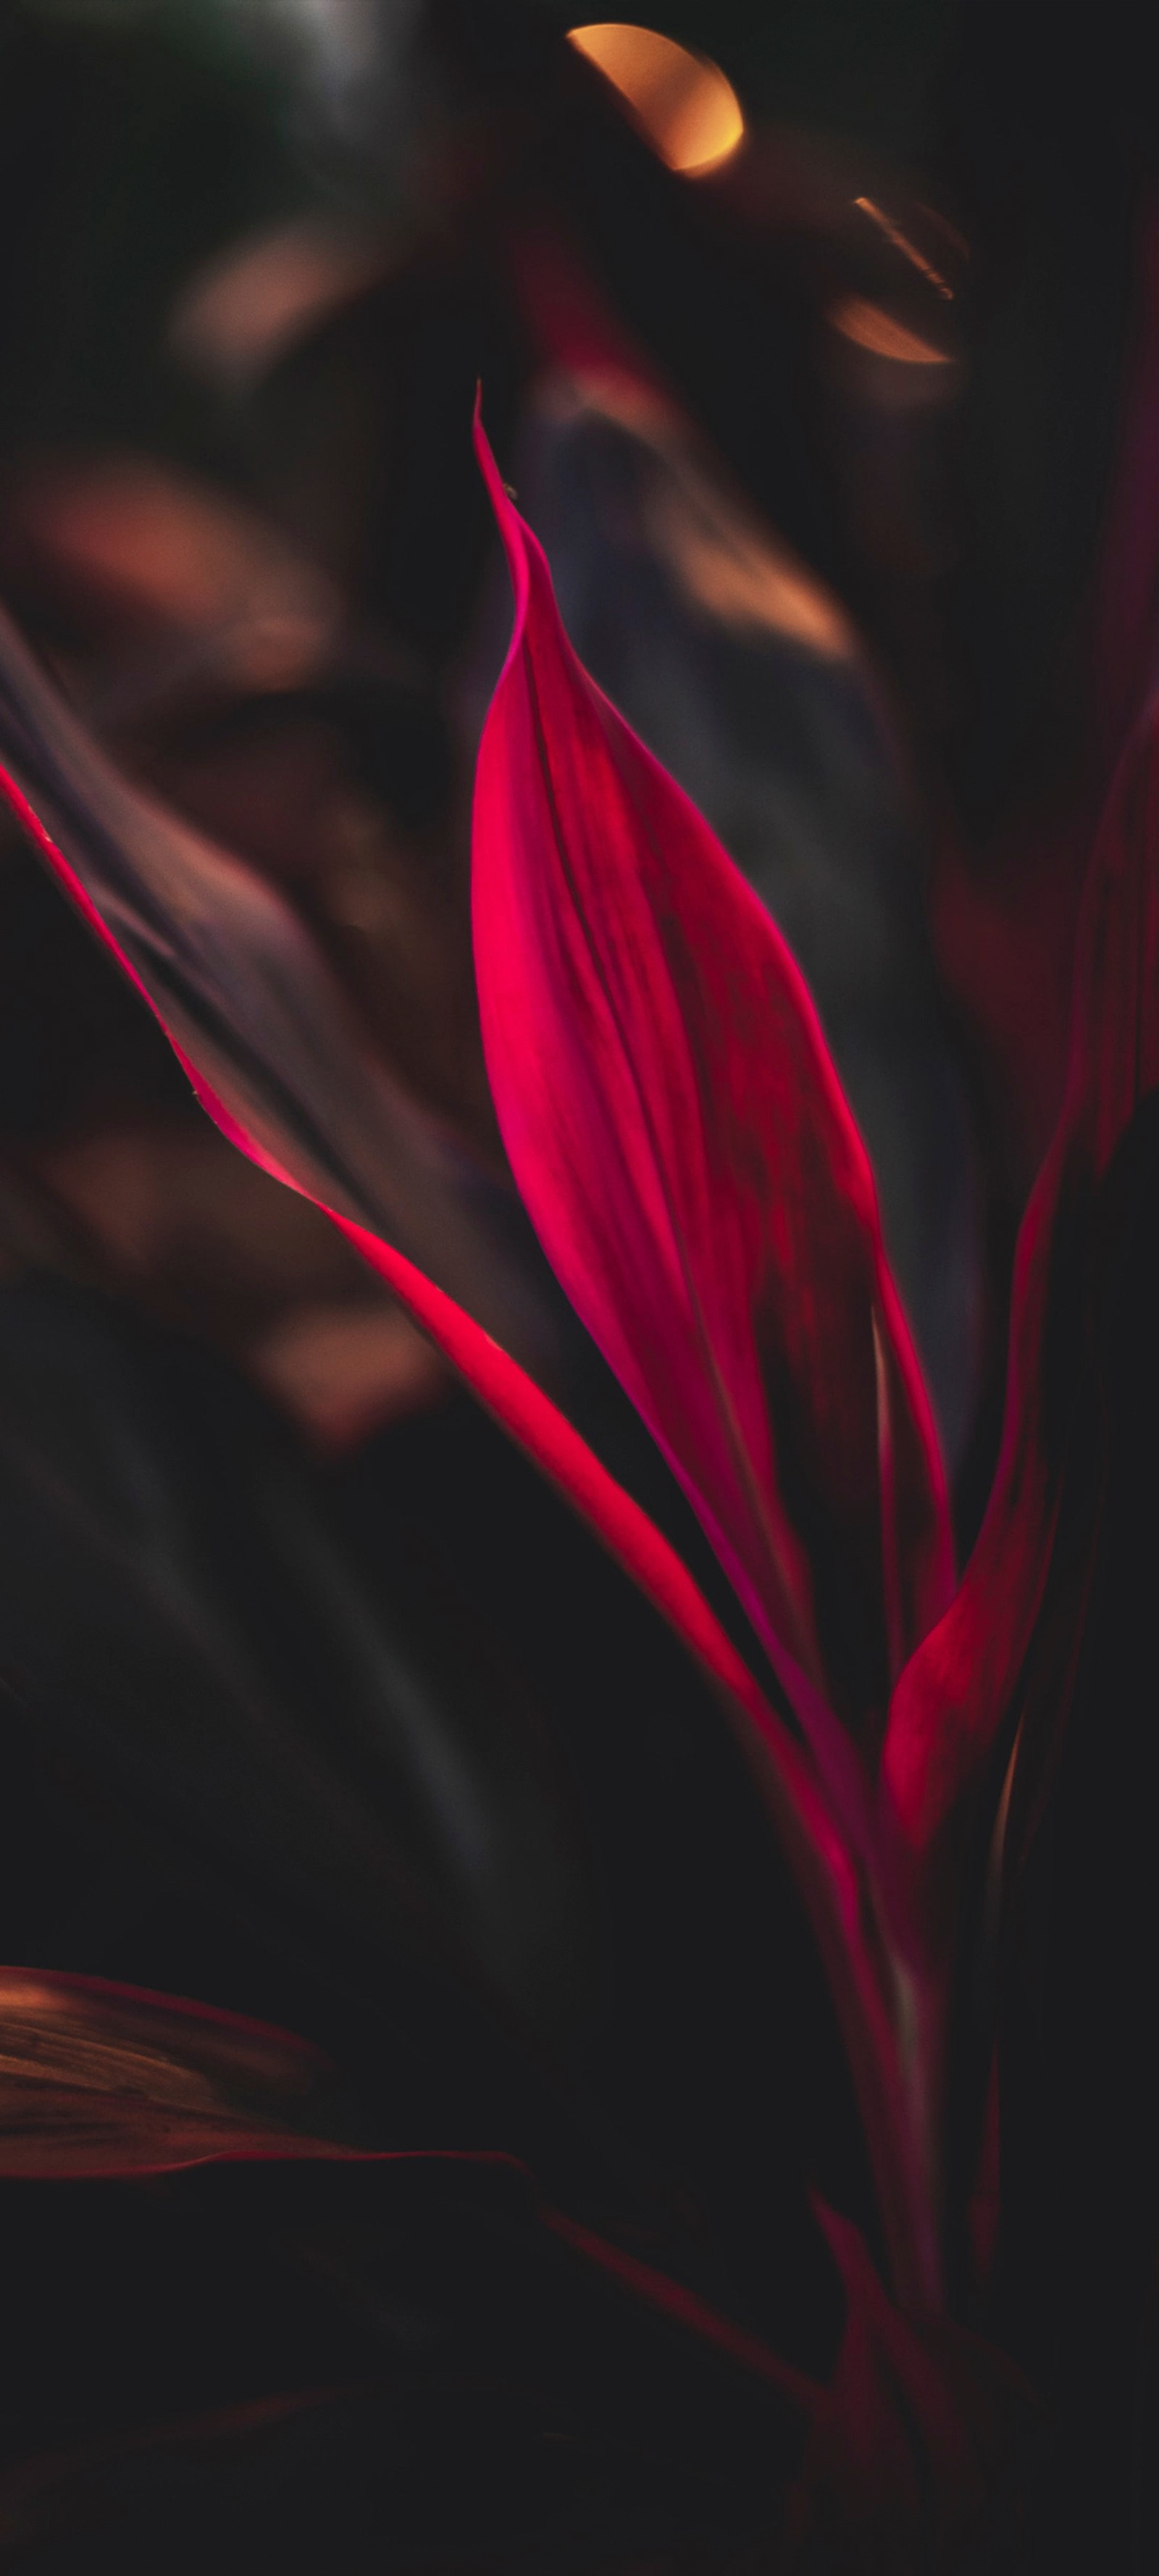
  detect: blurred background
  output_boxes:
[1,1,1158,2552]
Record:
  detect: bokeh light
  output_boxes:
[567,24,744,177]
[829,294,953,367]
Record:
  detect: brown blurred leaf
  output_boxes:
[0,1966,361,2179]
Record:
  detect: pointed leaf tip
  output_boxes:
[470,414,953,1778]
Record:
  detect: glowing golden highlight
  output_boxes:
[567,24,744,176]
[829,296,953,367]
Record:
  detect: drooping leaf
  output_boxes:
[0,598,571,1394]
[0,1970,1022,2567]
[0,2146,817,2571]
[883,690,1159,1946]
[1,568,929,2307]
[470,405,952,1796]
[0,1965,820,2451]
[0,637,806,1847]
[0,601,861,1823]
[0,1964,365,2177]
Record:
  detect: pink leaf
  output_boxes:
[0,483,941,2296]
[470,403,952,1783]
[883,690,1159,1944]
[1,688,932,2304]
[0,766,768,1744]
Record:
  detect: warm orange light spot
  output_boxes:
[171,218,391,388]
[567,24,744,176]
[829,296,953,367]
[5,454,338,685]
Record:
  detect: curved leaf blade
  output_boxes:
[0,1970,820,2435]
[0,599,569,1392]
[0,1964,365,2178]
[1,679,934,2304]
[470,406,952,1780]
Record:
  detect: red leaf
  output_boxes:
[540,2211,820,2410]
[787,2201,1030,2567]
[0,753,784,1759]
[883,692,1159,1944]
[0,597,571,1392]
[0,616,878,1881]
[470,403,952,1786]
[0,483,936,2299]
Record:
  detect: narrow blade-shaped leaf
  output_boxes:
[1,652,932,2303]
[1,1972,819,2427]
[470,408,952,1784]
[0,601,569,1392]
[0,1964,366,2177]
